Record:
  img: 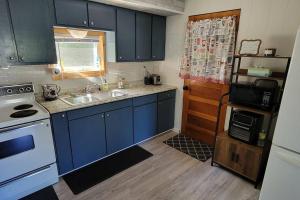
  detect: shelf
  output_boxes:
[227,102,275,116]
[234,55,291,59]
[233,69,285,80]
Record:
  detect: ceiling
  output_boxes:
[91,0,185,16]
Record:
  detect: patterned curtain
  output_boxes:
[180,16,236,84]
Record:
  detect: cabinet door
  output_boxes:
[8,0,57,64]
[214,136,238,170]
[135,12,152,61]
[88,2,116,30]
[116,8,135,61]
[0,0,17,66]
[134,102,157,143]
[151,15,166,60]
[157,98,175,133]
[54,0,88,27]
[235,146,262,181]
[69,114,107,168]
[51,113,73,175]
[106,107,133,154]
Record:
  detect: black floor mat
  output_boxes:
[163,134,214,162]
[63,145,153,195]
[20,186,58,200]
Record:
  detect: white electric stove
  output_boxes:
[0,83,58,200]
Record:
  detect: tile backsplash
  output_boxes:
[0,61,161,93]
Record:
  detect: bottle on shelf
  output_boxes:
[257,129,267,147]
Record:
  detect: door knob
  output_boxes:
[183,85,189,90]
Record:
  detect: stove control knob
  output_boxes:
[25,87,32,92]
[19,88,25,93]
[6,89,13,94]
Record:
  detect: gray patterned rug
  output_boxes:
[163,134,214,162]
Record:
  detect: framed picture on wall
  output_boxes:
[238,39,262,55]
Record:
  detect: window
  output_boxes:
[51,28,106,80]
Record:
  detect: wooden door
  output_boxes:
[69,114,107,168]
[116,8,135,61]
[0,0,18,66]
[136,12,152,61]
[151,15,166,60]
[88,2,116,30]
[9,0,57,64]
[181,80,229,145]
[54,0,88,27]
[105,107,134,154]
[235,145,262,181]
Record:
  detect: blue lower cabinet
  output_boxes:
[157,98,175,133]
[105,107,133,154]
[134,102,157,143]
[51,113,73,175]
[69,114,107,168]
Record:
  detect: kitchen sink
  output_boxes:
[60,90,128,106]
[60,94,100,106]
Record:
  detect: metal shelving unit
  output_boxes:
[211,55,291,187]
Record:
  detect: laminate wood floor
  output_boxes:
[54,131,260,200]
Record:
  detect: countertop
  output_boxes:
[38,84,177,114]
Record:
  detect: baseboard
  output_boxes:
[172,127,181,134]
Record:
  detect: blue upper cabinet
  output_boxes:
[116,8,136,62]
[105,107,134,154]
[3,0,56,65]
[88,2,116,30]
[51,112,73,175]
[69,114,107,168]
[135,12,152,61]
[54,0,89,27]
[157,90,176,133]
[0,0,17,67]
[151,15,166,60]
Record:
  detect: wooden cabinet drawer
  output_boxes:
[158,90,176,101]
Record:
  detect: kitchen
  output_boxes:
[0,0,300,200]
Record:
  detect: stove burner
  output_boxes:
[10,110,38,118]
[14,104,33,110]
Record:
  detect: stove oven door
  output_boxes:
[0,119,56,183]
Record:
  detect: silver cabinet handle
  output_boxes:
[101,114,104,118]
[62,114,65,118]
[19,56,24,61]
[107,114,110,117]
[83,20,87,25]
[90,21,94,26]
[9,56,15,60]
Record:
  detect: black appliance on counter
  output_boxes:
[229,110,264,144]
[229,79,280,111]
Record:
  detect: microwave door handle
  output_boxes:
[0,121,46,134]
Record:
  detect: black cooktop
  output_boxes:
[10,110,38,118]
[14,104,33,110]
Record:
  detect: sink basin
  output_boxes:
[60,94,99,106]
[60,90,128,106]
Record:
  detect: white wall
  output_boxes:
[156,0,300,132]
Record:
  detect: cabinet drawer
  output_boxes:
[133,94,157,106]
[67,99,132,120]
[158,90,176,101]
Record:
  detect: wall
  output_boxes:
[157,0,300,132]
[93,0,185,15]
[0,61,160,94]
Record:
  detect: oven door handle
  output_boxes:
[0,121,47,134]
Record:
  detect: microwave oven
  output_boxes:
[229,80,280,110]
